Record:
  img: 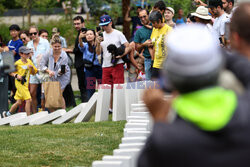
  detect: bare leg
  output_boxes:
[41,83,45,111]
[25,99,32,116]
[30,84,38,113]
[9,100,22,113]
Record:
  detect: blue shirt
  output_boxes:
[134,25,152,58]
[27,37,50,67]
[175,17,186,25]
[8,39,23,61]
[78,42,101,67]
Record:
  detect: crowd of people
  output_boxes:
[1,0,250,165]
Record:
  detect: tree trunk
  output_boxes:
[122,0,130,41]
[27,0,32,26]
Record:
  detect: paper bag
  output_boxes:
[44,81,63,108]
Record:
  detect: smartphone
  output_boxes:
[81,28,87,33]
[61,65,65,74]
[96,26,101,32]
[99,32,103,38]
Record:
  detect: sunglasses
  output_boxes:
[139,15,147,19]
[21,38,26,41]
[29,32,38,36]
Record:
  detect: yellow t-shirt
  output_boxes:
[14,59,37,100]
[150,24,172,69]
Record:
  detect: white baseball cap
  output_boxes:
[166,7,175,15]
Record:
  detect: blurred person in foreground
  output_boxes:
[138,23,250,167]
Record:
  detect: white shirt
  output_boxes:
[101,29,128,68]
[213,13,230,38]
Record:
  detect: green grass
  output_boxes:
[0,120,126,167]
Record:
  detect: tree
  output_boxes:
[122,0,130,40]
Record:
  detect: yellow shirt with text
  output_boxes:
[14,59,37,100]
[150,24,172,69]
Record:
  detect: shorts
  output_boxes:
[30,74,41,84]
[102,63,124,86]
[14,87,31,101]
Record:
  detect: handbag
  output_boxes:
[44,81,63,108]
[83,46,96,69]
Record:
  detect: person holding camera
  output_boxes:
[3,46,37,117]
[40,35,70,112]
[96,15,131,112]
[78,29,102,100]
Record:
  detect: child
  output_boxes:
[3,46,37,117]
[137,61,146,81]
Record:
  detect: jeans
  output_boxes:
[144,58,152,80]
[85,66,102,100]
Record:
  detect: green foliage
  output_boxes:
[0,23,11,45]
[0,120,126,166]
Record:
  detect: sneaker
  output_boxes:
[3,111,11,117]
[2,111,6,118]
[109,109,113,114]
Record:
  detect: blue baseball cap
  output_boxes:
[99,15,112,26]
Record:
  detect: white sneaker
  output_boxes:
[2,111,6,118]
[2,111,11,118]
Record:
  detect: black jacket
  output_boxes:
[73,31,86,68]
[138,52,250,167]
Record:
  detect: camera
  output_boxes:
[20,75,27,85]
[96,26,101,32]
[107,44,130,66]
[81,28,87,33]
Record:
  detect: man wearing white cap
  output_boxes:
[164,7,176,28]
[138,24,250,167]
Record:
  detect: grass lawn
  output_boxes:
[0,120,126,167]
[3,91,126,167]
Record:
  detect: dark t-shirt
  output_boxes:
[7,39,23,61]
[134,25,152,58]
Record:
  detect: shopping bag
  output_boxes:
[44,81,63,108]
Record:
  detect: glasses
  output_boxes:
[21,38,26,41]
[29,32,37,36]
[74,23,81,25]
[139,15,147,19]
